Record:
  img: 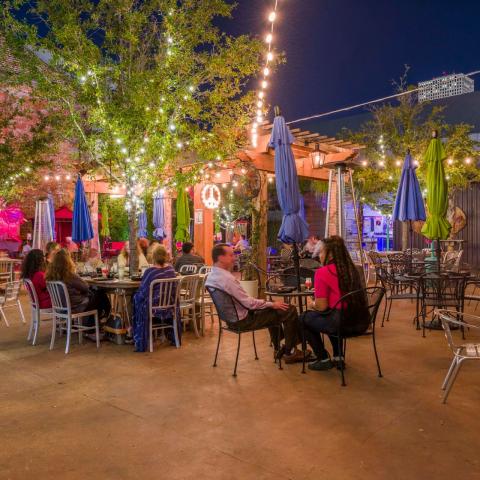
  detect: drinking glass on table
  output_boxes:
[305,277,312,290]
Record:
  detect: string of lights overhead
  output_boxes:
[251,0,279,147]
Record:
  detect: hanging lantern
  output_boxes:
[311,143,325,169]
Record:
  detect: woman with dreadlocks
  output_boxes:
[301,236,368,371]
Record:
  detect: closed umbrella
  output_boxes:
[100,202,110,238]
[392,151,426,265]
[421,131,451,270]
[175,188,190,242]
[137,208,148,238]
[269,109,309,291]
[153,193,166,240]
[72,175,94,243]
[47,194,56,241]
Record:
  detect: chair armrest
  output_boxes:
[71,309,99,319]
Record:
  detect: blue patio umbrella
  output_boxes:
[268,113,309,244]
[269,109,309,293]
[137,208,148,238]
[392,151,426,255]
[153,193,166,240]
[299,194,306,223]
[47,194,56,241]
[72,175,94,243]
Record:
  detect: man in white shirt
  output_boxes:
[206,244,307,363]
[302,235,319,257]
[234,234,250,252]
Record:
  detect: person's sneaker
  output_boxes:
[333,356,346,370]
[284,348,312,364]
[308,358,334,371]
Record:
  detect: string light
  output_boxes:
[251,0,279,145]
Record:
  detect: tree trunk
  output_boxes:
[128,210,139,274]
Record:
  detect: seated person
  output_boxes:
[206,244,308,363]
[46,249,111,322]
[146,240,161,264]
[20,240,32,258]
[117,242,129,269]
[132,246,179,352]
[83,248,104,273]
[137,238,150,270]
[45,241,60,265]
[234,234,250,252]
[174,242,205,272]
[302,235,319,257]
[21,249,51,309]
[301,236,369,371]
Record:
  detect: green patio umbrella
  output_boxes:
[100,202,110,238]
[421,131,451,269]
[175,188,191,242]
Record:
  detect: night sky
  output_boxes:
[224,0,480,123]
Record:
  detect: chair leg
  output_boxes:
[386,298,393,323]
[301,319,307,374]
[149,316,154,353]
[32,311,41,346]
[252,330,259,360]
[441,357,457,390]
[0,306,10,327]
[213,325,222,367]
[442,359,463,403]
[95,313,100,349]
[78,317,83,345]
[190,305,200,338]
[233,333,241,377]
[65,318,72,354]
[17,300,26,324]
[173,315,180,348]
[49,316,57,350]
[27,308,34,341]
[381,297,388,327]
[277,326,283,371]
[372,329,383,378]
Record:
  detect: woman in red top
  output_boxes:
[21,249,52,309]
[301,236,367,371]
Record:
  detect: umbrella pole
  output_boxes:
[292,243,303,313]
[409,220,413,274]
[436,238,441,273]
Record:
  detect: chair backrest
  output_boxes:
[3,280,21,302]
[206,285,249,324]
[149,277,181,311]
[179,264,198,275]
[283,267,315,287]
[198,265,212,275]
[437,309,480,355]
[387,253,408,275]
[420,273,465,306]
[23,278,40,310]
[332,287,378,336]
[179,274,199,303]
[0,260,13,281]
[46,281,71,318]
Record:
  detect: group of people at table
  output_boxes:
[19,235,369,372]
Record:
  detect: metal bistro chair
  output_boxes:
[179,274,200,337]
[24,279,53,345]
[206,285,283,377]
[302,287,385,386]
[198,273,216,335]
[46,281,100,354]
[179,264,199,275]
[148,277,181,352]
[0,280,26,327]
[0,260,13,283]
[437,309,480,403]
[198,265,213,275]
[418,273,466,337]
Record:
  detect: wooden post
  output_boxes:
[254,172,268,295]
[193,184,214,265]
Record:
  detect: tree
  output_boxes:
[347,72,480,217]
[1,0,264,269]
[0,85,64,200]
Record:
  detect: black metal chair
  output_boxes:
[206,286,283,377]
[301,287,385,386]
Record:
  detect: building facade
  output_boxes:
[418,73,474,102]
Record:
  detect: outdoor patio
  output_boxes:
[1,294,479,480]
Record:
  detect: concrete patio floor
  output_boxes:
[1,294,480,480]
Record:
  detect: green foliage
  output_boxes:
[0,0,265,194]
[348,78,480,211]
[98,194,129,241]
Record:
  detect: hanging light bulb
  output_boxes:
[265,33,273,44]
[263,67,270,76]
[262,80,268,89]
[447,158,454,165]
[268,11,276,22]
